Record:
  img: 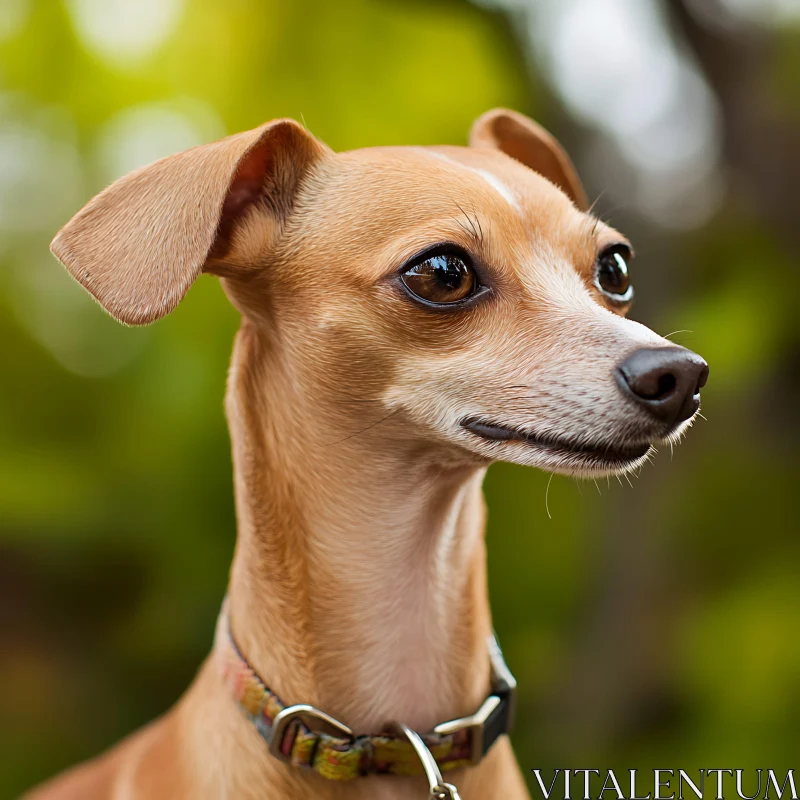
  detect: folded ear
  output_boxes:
[51,119,328,325]
[470,108,589,211]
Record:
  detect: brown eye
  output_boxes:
[401,252,477,305]
[596,246,633,302]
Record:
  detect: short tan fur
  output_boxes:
[28,109,706,800]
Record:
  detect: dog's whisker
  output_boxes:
[452,199,485,247]
[474,210,484,242]
[587,193,604,218]
[663,329,693,341]
[325,408,402,446]
[597,202,627,225]
[545,472,554,520]
[454,216,477,242]
[586,193,607,236]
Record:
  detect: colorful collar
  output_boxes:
[216,610,516,784]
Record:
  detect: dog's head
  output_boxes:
[51,109,707,478]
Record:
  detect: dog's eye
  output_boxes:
[401,252,477,305]
[596,245,633,302]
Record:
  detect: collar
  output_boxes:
[215,608,516,783]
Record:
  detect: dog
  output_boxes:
[26,108,707,800]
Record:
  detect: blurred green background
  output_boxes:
[1,0,798,795]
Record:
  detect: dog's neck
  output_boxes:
[222,323,493,733]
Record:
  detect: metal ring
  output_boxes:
[432,785,462,800]
[392,722,462,800]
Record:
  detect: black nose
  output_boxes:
[615,347,709,426]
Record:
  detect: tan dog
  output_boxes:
[27,108,707,800]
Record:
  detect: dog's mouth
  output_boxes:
[461,418,653,467]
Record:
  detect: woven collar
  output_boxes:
[216,609,516,782]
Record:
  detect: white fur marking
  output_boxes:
[422,150,519,211]
[470,167,519,210]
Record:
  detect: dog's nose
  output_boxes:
[615,347,708,426]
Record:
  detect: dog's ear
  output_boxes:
[470,108,588,211]
[51,119,328,326]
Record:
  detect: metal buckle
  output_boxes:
[432,634,517,765]
[433,694,504,765]
[267,703,354,762]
